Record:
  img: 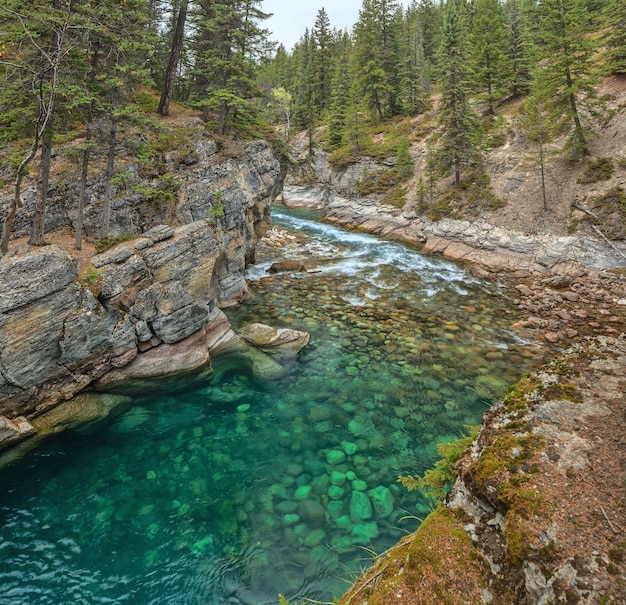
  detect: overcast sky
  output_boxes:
[262,1,409,51]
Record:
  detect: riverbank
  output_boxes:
[281,186,626,351]
[340,334,626,605]
[279,188,626,604]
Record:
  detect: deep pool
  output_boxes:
[0,206,548,604]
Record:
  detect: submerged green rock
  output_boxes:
[368,486,394,519]
[349,490,373,522]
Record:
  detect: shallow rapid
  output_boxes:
[0,206,547,604]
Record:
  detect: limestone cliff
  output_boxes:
[340,336,626,605]
[0,137,284,449]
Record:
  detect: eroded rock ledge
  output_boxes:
[0,138,297,451]
[341,336,626,605]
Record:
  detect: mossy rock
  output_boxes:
[340,507,486,605]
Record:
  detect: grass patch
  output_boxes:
[578,157,615,184]
[93,233,137,253]
[419,168,505,220]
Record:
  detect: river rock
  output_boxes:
[267,260,306,273]
[368,486,394,519]
[351,522,379,544]
[0,416,36,450]
[296,499,326,528]
[239,323,310,359]
[349,490,373,522]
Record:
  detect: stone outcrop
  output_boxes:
[0,137,294,450]
[341,336,626,605]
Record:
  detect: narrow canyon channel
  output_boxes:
[0,205,551,604]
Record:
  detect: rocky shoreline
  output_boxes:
[340,335,626,605]
[282,186,626,349]
[280,186,626,604]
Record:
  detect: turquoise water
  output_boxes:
[0,207,547,604]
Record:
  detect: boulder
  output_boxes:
[296,499,326,528]
[0,416,36,451]
[239,323,310,359]
[267,260,306,273]
[349,490,373,522]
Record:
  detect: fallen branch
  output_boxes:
[591,225,626,259]
[600,505,620,534]
[571,201,598,219]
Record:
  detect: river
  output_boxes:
[0,205,548,604]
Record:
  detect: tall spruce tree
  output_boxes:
[191,0,271,134]
[436,0,477,186]
[470,0,508,114]
[604,0,626,74]
[311,8,334,117]
[353,0,401,120]
[327,39,352,150]
[505,0,532,98]
[398,1,430,114]
[532,0,602,156]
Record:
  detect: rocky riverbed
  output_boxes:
[277,186,626,604]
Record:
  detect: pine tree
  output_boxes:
[522,70,555,211]
[532,0,602,156]
[604,0,626,74]
[417,0,444,72]
[505,0,532,98]
[344,71,370,153]
[311,8,334,117]
[0,1,76,253]
[398,1,430,115]
[292,29,316,153]
[191,0,270,134]
[158,0,189,116]
[353,0,401,120]
[436,0,478,187]
[327,40,352,150]
[470,0,508,114]
[395,137,414,178]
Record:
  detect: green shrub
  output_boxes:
[132,90,159,114]
[398,426,480,504]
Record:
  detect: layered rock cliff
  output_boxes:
[0,136,285,449]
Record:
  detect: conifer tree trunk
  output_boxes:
[75,113,93,250]
[158,0,189,117]
[28,129,53,246]
[102,111,117,236]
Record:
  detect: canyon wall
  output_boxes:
[0,137,284,448]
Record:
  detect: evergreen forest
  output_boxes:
[1,0,625,255]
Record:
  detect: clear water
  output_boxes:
[0,206,547,605]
